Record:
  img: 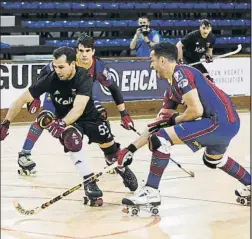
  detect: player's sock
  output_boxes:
[146,150,170,189]
[219,156,251,186]
[22,121,44,154]
[69,147,92,177]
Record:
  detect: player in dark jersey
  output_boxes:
[176,19,215,82]
[116,42,250,208]
[0,46,137,206]
[17,35,137,192]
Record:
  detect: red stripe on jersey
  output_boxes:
[181,67,196,89]
[181,122,219,142]
[206,81,236,123]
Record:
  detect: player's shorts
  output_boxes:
[74,119,114,145]
[42,93,56,114]
[184,57,208,74]
[172,113,240,156]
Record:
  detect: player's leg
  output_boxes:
[203,146,251,205]
[122,128,173,206]
[60,125,103,206]
[84,118,138,191]
[18,93,55,175]
[99,140,138,192]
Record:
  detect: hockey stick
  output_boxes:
[189,44,242,66]
[13,163,118,216]
[125,125,195,178]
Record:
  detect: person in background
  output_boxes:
[130,14,162,57]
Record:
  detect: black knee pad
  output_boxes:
[61,126,83,152]
[101,142,120,164]
[203,153,222,169]
[37,110,55,129]
[148,134,161,151]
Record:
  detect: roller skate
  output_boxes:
[122,186,161,216]
[17,152,36,176]
[235,185,251,206]
[83,173,103,207]
[116,166,138,192]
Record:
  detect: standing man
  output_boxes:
[117,42,250,207]
[176,19,216,82]
[130,14,162,57]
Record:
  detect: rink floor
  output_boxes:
[1,112,250,239]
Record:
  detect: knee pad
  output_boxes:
[148,132,171,154]
[203,153,228,169]
[61,126,83,152]
[102,142,120,164]
[37,110,55,129]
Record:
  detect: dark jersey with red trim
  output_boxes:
[181,30,216,61]
[29,66,99,121]
[40,57,124,106]
[165,65,237,123]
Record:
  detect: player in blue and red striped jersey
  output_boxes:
[15,34,137,193]
[117,42,250,207]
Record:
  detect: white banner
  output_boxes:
[0,63,46,109]
[203,57,250,96]
[0,57,250,109]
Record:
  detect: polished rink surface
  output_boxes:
[1,113,250,239]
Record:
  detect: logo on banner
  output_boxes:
[100,68,120,95]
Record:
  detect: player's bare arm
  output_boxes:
[62,95,90,125]
[175,89,203,124]
[5,90,34,122]
[176,41,184,60]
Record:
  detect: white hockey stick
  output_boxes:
[189,44,242,66]
[13,163,118,216]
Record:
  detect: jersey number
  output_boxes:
[98,122,111,138]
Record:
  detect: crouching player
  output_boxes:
[116,42,251,211]
[0,47,137,206]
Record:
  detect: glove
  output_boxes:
[120,110,134,130]
[0,120,10,141]
[148,111,179,132]
[97,105,108,121]
[48,119,66,138]
[205,54,213,63]
[178,58,184,64]
[27,98,41,114]
[117,144,137,168]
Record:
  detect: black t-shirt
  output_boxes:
[29,66,99,121]
[181,30,216,62]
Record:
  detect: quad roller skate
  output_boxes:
[122,186,161,216]
[17,152,36,176]
[116,166,138,192]
[235,185,251,206]
[83,174,103,207]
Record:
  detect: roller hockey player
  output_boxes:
[17,35,137,194]
[116,42,251,215]
[176,19,215,82]
[0,47,137,206]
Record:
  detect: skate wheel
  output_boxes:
[122,207,129,214]
[25,170,30,176]
[17,169,23,175]
[240,198,247,205]
[151,207,159,216]
[236,197,241,203]
[83,197,89,205]
[96,198,103,207]
[131,207,139,216]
